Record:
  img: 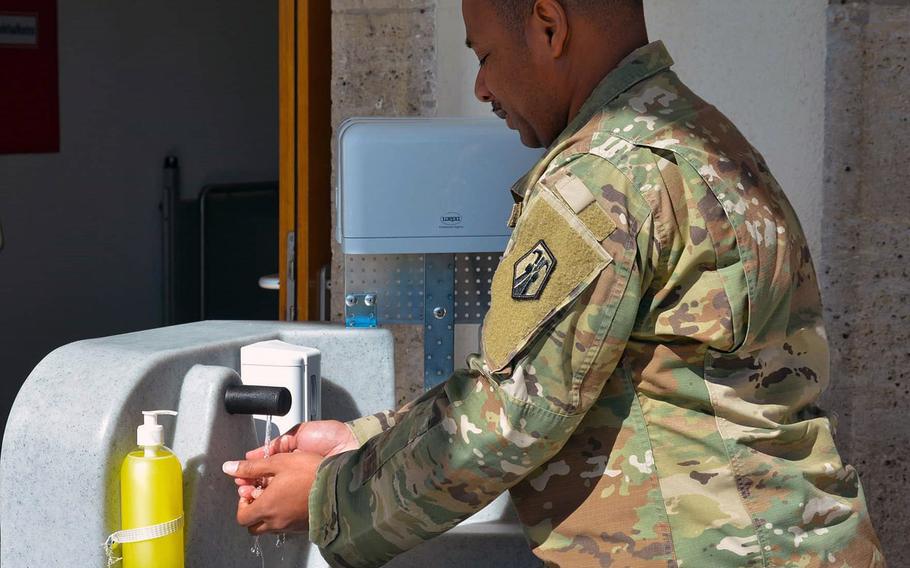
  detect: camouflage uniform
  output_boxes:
[309,42,885,567]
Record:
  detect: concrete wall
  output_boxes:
[821,1,910,561]
[435,1,484,118]
[331,0,437,405]
[0,1,277,441]
[645,0,828,262]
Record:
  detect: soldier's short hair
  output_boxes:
[494,0,643,33]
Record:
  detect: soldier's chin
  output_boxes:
[516,127,543,149]
[505,115,543,148]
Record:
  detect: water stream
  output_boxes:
[249,416,289,565]
[249,415,273,566]
[262,414,273,460]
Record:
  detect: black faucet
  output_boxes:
[223,385,292,416]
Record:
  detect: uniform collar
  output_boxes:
[509,41,675,203]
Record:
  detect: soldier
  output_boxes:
[223,1,886,566]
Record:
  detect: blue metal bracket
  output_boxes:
[344,293,378,328]
[424,254,455,390]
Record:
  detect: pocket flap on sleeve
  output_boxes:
[482,189,612,372]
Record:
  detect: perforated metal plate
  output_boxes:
[344,252,503,391]
[453,254,501,324]
[344,255,425,324]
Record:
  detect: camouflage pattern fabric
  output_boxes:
[309,41,886,567]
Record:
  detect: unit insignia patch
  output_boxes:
[512,240,556,300]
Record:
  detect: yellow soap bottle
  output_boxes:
[120,410,185,568]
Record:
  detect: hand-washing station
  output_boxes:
[1,321,539,567]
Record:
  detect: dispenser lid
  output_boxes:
[337,117,543,254]
[137,410,177,447]
[240,340,320,367]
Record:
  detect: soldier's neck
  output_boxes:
[564,32,650,126]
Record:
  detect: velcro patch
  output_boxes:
[483,189,612,372]
[545,170,616,242]
[577,203,616,242]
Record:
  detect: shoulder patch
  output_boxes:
[483,189,612,372]
[512,240,556,300]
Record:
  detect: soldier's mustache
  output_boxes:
[491,103,507,120]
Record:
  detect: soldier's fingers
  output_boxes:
[236,476,274,491]
[270,434,294,455]
[280,433,299,454]
[238,485,262,500]
[245,433,296,460]
[223,459,275,479]
[237,495,266,527]
[294,421,356,457]
[248,521,270,536]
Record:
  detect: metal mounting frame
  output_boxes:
[423,254,455,389]
[344,252,502,390]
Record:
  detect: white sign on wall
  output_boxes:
[0,14,38,46]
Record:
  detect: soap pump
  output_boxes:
[110,410,185,568]
[137,410,175,455]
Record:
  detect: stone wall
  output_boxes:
[331,0,436,405]
[645,0,829,264]
[821,1,910,561]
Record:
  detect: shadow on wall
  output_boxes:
[321,381,361,423]
[0,0,279,450]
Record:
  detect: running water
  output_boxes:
[250,415,274,566]
[250,537,264,563]
[263,416,288,550]
[262,414,273,460]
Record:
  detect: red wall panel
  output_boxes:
[0,0,58,154]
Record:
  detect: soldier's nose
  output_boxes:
[474,68,493,103]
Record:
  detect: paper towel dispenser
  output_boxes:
[336,118,542,255]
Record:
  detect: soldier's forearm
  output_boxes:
[345,412,395,446]
[309,369,585,567]
[344,381,450,445]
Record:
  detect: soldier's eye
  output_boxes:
[479,54,490,68]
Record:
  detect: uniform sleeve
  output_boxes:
[345,389,435,446]
[309,154,652,567]
[345,413,393,446]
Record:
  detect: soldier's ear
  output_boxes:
[528,0,569,59]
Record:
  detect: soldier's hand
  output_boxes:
[246,419,358,459]
[234,420,358,493]
[223,452,321,535]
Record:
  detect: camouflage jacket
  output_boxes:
[309,42,885,567]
